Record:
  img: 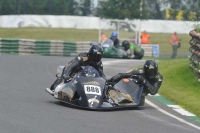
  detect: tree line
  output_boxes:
[0,0,199,21]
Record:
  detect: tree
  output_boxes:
[143,0,164,19]
[24,0,46,14]
[20,0,31,14]
[186,0,200,20]
[65,0,79,15]
[97,0,148,19]
[79,0,93,16]
[0,0,81,15]
[46,0,79,15]
[0,0,15,15]
[165,0,199,20]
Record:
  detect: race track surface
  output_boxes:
[0,55,199,133]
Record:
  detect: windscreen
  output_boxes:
[79,66,100,78]
[101,39,114,48]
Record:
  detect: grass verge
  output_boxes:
[0,28,191,53]
[157,58,200,118]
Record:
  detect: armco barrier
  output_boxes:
[0,38,158,57]
[189,30,200,80]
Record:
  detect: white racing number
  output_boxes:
[84,85,101,95]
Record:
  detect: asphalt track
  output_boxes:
[0,55,199,133]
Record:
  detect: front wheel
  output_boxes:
[138,95,145,106]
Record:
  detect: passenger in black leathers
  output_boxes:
[110,31,120,48]
[107,60,163,96]
[48,44,106,92]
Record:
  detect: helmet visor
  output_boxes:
[146,69,156,78]
[92,53,102,63]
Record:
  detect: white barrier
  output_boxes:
[0,15,193,34]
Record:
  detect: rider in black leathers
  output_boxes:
[107,60,163,96]
[47,44,106,94]
[122,40,144,59]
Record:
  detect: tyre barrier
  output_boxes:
[189,30,200,80]
[0,38,91,56]
[0,38,158,57]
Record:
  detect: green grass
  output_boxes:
[150,33,191,53]
[133,57,200,118]
[158,58,200,118]
[0,28,191,53]
[0,28,99,42]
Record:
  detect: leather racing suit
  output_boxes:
[107,68,163,96]
[110,37,120,48]
[50,52,106,91]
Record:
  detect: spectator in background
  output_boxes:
[110,31,120,48]
[100,33,107,43]
[141,30,150,44]
[170,32,179,59]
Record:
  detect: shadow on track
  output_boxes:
[47,100,146,112]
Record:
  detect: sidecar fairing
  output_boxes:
[52,66,145,110]
[101,39,128,58]
[111,78,145,107]
[54,66,114,109]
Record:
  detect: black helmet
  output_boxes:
[122,40,130,46]
[143,60,158,79]
[88,44,103,64]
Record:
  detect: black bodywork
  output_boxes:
[54,66,145,109]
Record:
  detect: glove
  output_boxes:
[63,74,71,83]
[108,74,122,83]
[134,75,146,86]
[106,78,111,83]
[106,79,111,85]
[106,79,115,86]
